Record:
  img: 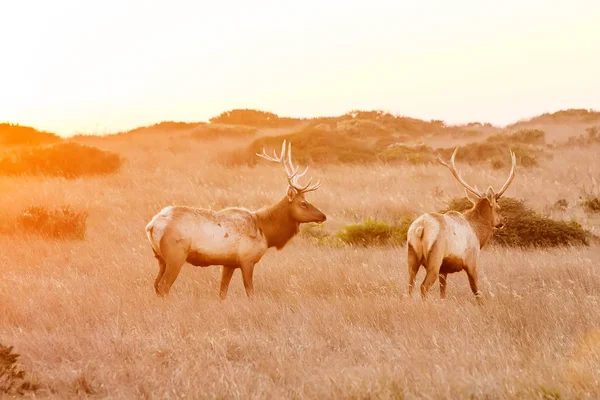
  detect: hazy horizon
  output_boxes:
[1,0,599,136]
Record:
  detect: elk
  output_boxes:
[145,140,326,299]
[406,147,516,300]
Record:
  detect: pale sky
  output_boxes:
[1,0,599,136]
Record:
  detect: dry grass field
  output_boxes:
[1,117,600,399]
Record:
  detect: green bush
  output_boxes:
[18,205,88,239]
[443,197,591,247]
[0,343,39,395]
[0,123,61,146]
[0,142,123,178]
[336,218,413,247]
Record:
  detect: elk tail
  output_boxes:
[407,218,425,258]
[145,218,160,255]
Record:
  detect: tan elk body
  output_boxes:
[146,140,326,298]
[407,148,516,299]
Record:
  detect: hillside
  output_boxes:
[0,123,61,147]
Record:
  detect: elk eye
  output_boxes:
[301,201,308,208]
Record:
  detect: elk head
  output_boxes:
[437,147,516,228]
[256,140,327,224]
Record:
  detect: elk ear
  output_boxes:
[287,187,297,202]
[485,186,496,203]
[465,189,479,205]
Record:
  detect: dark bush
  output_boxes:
[0,343,39,395]
[0,142,123,178]
[443,197,591,247]
[18,205,88,239]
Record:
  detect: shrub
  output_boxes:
[0,123,61,146]
[0,343,39,395]
[443,197,591,247]
[18,205,88,239]
[191,124,257,140]
[336,217,413,247]
[581,196,600,214]
[553,199,569,211]
[0,142,123,178]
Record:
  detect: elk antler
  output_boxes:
[437,148,484,198]
[256,140,321,194]
[495,150,517,199]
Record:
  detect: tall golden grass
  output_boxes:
[0,128,599,398]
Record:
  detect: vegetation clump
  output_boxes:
[0,142,123,178]
[336,217,413,247]
[18,205,88,240]
[0,344,39,395]
[581,196,600,214]
[444,197,591,247]
[0,123,61,146]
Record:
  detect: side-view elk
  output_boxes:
[145,140,326,299]
[406,147,516,300]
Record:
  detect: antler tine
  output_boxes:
[256,139,287,163]
[437,147,484,198]
[301,179,321,193]
[495,149,517,199]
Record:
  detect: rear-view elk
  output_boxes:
[145,140,326,299]
[406,147,516,300]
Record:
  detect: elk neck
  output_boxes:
[253,196,300,250]
[463,198,494,248]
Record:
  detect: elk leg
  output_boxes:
[420,269,439,299]
[420,243,443,300]
[157,261,184,296]
[407,244,420,297]
[154,255,167,295]
[241,263,255,297]
[466,268,482,299]
[439,273,448,299]
[220,266,236,300]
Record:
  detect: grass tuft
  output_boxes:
[18,205,88,240]
[0,344,40,395]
